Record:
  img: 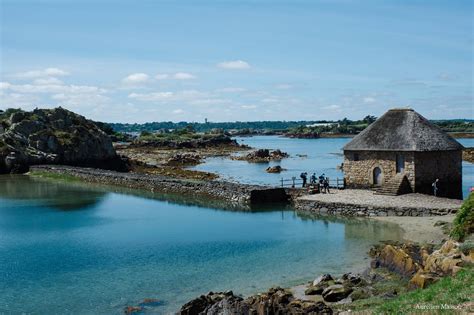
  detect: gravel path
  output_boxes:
[298,189,462,210]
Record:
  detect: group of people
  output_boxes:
[300,172,331,193]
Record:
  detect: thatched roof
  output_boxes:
[343,108,464,152]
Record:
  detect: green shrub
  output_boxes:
[450,193,474,241]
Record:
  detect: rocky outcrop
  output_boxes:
[266,165,285,173]
[463,147,474,163]
[322,284,353,302]
[179,288,333,315]
[304,273,367,304]
[285,132,320,139]
[370,240,472,289]
[131,135,243,149]
[233,149,289,163]
[369,243,426,277]
[0,108,127,173]
[166,153,202,166]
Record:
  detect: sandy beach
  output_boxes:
[371,215,455,244]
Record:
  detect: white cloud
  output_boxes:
[14,67,69,79]
[189,98,230,105]
[217,87,246,93]
[154,72,196,80]
[155,73,170,80]
[363,97,376,103]
[51,92,110,106]
[0,80,109,110]
[173,72,196,80]
[122,73,150,84]
[0,82,12,90]
[129,91,174,101]
[241,105,257,109]
[322,104,341,110]
[172,109,185,114]
[0,92,40,108]
[128,90,229,107]
[0,81,106,94]
[33,77,64,85]
[217,60,251,70]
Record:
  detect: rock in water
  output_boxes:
[180,287,333,315]
[0,107,128,173]
[266,165,284,173]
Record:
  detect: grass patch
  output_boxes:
[451,193,474,241]
[374,267,473,314]
[29,170,82,183]
[336,267,473,314]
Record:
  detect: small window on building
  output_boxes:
[353,153,359,161]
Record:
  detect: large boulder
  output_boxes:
[370,243,424,277]
[0,107,128,173]
[266,165,285,173]
[322,284,353,302]
[180,287,333,315]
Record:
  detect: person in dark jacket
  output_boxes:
[300,172,308,187]
[324,177,330,194]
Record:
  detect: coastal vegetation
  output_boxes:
[107,116,474,137]
[341,266,473,314]
[451,193,474,241]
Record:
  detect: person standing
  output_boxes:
[300,172,308,187]
[432,179,439,196]
[324,177,330,194]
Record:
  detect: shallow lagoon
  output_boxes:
[193,136,474,198]
[0,176,403,314]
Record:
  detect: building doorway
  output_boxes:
[396,154,405,173]
[373,167,382,186]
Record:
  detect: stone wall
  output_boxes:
[294,198,456,217]
[343,150,415,189]
[414,150,462,199]
[30,165,289,206]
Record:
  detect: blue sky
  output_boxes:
[0,0,472,123]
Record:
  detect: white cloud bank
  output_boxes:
[155,72,196,80]
[14,67,69,79]
[217,60,251,70]
[122,73,150,84]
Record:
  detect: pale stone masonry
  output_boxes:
[295,189,462,217]
[343,108,463,199]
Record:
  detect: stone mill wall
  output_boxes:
[343,151,415,189]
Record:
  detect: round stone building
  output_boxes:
[343,108,463,199]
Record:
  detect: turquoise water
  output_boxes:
[0,175,403,314]
[192,136,474,198]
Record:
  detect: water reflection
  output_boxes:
[296,212,404,241]
[0,175,107,210]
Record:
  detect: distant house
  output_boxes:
[343,108,463,199]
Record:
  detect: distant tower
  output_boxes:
[205,118,208,124]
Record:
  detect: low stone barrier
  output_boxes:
[30,165,289,206]
[294,198,456,217]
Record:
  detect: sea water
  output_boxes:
[0,175,403,314]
